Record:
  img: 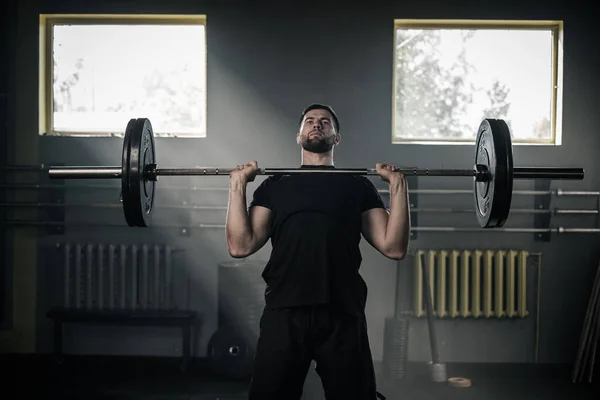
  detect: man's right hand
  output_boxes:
[230,161,259,183]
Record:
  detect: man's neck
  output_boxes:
[300,150,334,166]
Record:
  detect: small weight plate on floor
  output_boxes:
[122,118,156,227]
[473,118,514,228]
[207,324,255,380]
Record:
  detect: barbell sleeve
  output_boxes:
[512,167,584,180]
[48,166,122,179]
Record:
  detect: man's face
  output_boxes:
[297,108,340,153]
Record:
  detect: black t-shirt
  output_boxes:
[248,164,386,315]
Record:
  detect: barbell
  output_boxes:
[47,117,584,228]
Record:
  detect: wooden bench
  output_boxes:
[46,307,197,372]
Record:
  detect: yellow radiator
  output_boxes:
[413,249,530,319]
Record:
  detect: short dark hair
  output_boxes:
[299,103,340,132]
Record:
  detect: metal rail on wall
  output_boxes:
[0,201,597,216]
[0,182,599,197]
[2,220,600,235]
[383,188,600,196]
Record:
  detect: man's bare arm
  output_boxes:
[361,173,410,260]
[226,175,272,258]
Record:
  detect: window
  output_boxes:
[393,20,563,145]
[39,14,207,138]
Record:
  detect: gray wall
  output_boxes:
[4,0,600,366]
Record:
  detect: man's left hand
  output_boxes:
[376,162,406,184]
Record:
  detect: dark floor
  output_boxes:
[2,355,598,399]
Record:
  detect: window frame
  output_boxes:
[39,13,208,137]
[392,19,564,146]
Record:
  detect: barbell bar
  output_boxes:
[47,165,582,180]
[47,117,585,228]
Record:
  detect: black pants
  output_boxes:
[248,305,378,400]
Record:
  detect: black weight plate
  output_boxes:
[123,118,156,227]
[498,119,514,228]
[207,324,255,380]
[473,118,514,228]
[121,119,135,222]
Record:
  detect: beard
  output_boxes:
[301,134,335,154]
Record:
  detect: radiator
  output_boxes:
[59,242,176,311]
[413,249,530,319]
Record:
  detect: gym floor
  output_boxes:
[3,355,597,399]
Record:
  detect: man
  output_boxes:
[226,103,410,400]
